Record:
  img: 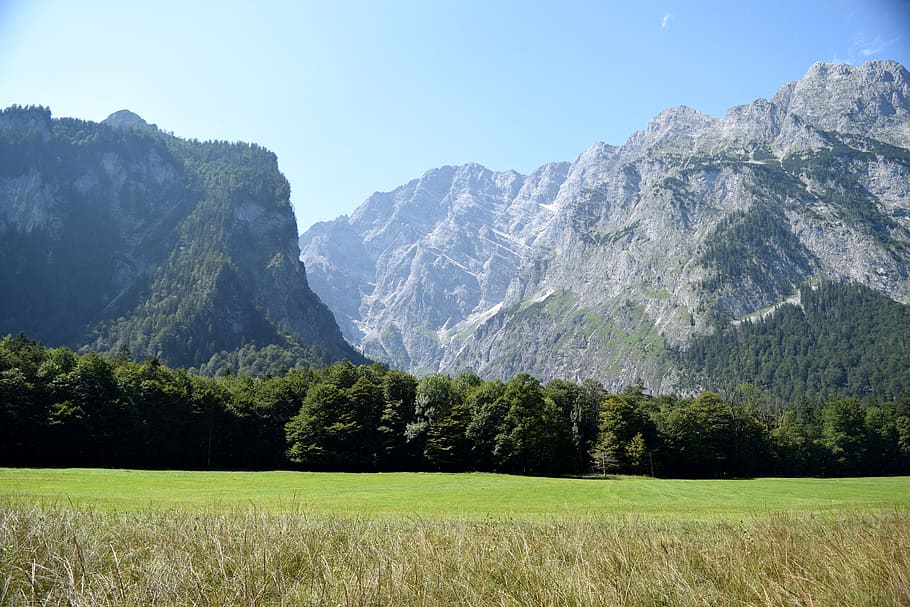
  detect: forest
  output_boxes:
[2,332,908,477]
[684,281,910,403]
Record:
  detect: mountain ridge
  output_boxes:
[300,60,910,391]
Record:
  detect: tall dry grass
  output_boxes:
[1,502,908,606]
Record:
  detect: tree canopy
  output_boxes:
[2,333,908,477]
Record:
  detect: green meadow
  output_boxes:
[2,469,909,606]
[3,468,910,518]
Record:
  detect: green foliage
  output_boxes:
[660,392,734,476]
[683,280,910,402]
[624,432,648,474]
[492,374,573,474]
[584,377,910,477]
[698,203,815,314]
[423,401,473,471]
[463,379,508,470]
[284,363,386,470]
[2,333,907,477]
[819,396,868,475]
[589,386,657,472]
[196,342,335,377]
[543,378,603,470]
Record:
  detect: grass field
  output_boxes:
[3,468,910,519]
[2,469,909,606]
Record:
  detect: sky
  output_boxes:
[1,0,909,234]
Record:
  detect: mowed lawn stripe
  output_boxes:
[2,468,908,519]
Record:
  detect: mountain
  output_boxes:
[300,60,910,392]
[0,105,363,372]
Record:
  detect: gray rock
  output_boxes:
[302,60,910,391]
[103,109,158,133]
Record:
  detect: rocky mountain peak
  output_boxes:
[624,105,717,157]
[300,61,910,390]
[771,60,910,147]
[645,105,717,132]
[103,109,158,133]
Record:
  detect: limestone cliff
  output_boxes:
[0,105,362,371]
[300,60,910,390]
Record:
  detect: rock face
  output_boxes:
[0,105,361,370]
[102,109,158,132]
[300,60,910,391]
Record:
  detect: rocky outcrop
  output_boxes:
[300,60,910,391]
[103,109,159,133]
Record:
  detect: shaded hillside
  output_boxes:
[0,105,363,372]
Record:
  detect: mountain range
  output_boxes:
[299,60,910,392]
[2,60,908,397]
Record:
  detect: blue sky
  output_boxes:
[1,0,909,233]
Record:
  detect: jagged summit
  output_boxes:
[103,109,158,132]
[626,105,717,151]
[770,59,910,147]
[300,60,910,391]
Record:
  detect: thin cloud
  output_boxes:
[661,12,672,30]
[838,33,899,64]
[859,35,885,57]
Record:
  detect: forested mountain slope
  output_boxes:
[0,106,363,372]
[300,60,910,393]
[682,281,910,402]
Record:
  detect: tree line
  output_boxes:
[2,333,908,476]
